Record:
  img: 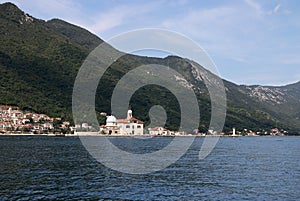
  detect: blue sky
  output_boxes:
[2,0,300,86]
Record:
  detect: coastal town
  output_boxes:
[0,105,74,134]
[0,105,287,136]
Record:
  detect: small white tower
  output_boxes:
[232,127,236,136]
[127,109,132,119]
[8,107,12,115]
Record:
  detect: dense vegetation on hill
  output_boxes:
[0,3,106,122]
[0,2,299,133]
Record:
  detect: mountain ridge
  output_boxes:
[0,2,299,133]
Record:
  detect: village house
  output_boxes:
[148,126,169,136]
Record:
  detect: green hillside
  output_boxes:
[0,2,299,133]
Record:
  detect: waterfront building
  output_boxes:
[148,126,168,136]
[100,110,144,135]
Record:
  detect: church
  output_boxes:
[100,110,144,135]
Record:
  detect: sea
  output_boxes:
[0,136,299,200]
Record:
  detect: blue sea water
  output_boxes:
[0,136,299,200]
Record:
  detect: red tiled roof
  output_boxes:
[117,119,129,123]
[149,127,167,131]
[117,117,143,124]
[129,117,143,123]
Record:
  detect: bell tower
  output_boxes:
[127,109,132,119]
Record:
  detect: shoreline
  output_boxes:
[0,133,293,137]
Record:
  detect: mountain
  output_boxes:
[238,82,300,132]
[0,2,95,120]
[0,2,299,133]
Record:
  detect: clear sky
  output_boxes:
[1,0,300,86]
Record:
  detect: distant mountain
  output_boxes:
[218,81,300,133]
[239,82,300,132]
[0,2,299,133]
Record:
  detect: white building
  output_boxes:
[100,115,120,135]
[100,110,144,135]
[81,123,89,129]
[148,126,168,136]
